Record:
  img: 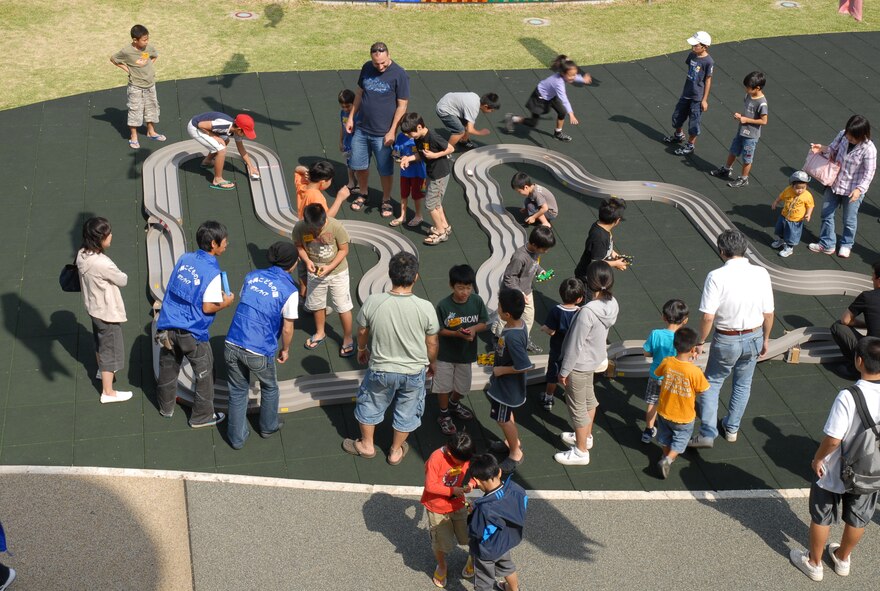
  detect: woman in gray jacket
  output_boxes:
[554,261,618,466]
[76,217,132,403]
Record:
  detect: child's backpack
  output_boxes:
[840,385,880,494]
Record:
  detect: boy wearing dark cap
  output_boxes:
[223,241,300,449]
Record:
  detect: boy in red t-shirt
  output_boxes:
[421,432,477,588]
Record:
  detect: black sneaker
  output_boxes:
[709,167,733,180]
[663,133,685,144]
[541,393,555,411]
[457,140,477,150]
[674,143,694,155]
[728,176,749,188]
[449,403,474,420]
[259,420,285,438]
[553,130,572,142]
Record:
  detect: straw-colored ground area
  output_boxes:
[0,0,875,110]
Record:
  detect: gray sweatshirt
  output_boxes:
[559,297,619,376]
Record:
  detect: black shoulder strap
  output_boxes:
[847,385,880,438]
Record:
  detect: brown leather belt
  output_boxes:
[715,327,759,336]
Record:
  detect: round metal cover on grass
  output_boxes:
[524,18,550,27]
[232,10,258,20]
[778,1,800,7]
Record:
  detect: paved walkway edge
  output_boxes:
[0,465,810,500]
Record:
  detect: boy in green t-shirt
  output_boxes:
[292,203,355,358]
[434,265,489,435]
[110,24,165,149]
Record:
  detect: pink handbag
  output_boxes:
[804,150,841,186]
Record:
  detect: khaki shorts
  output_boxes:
[127,84,160,127]
[564,369,598,428]
[427,507,469,553]
[425,175,449,212]
[432,361,473,395]
[305,268,353,313]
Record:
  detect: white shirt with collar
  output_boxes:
[699,257,774,331]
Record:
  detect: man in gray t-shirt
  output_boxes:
[709,71,769,188]
[435,91,499,150]
[342,252,439,466]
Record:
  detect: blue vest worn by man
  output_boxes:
[226,266,297,357]
[157,249,221,342]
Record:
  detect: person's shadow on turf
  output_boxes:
[91,107,131,140]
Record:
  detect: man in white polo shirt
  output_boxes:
[690,230,775,448]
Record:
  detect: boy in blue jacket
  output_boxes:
[468,454,528,591]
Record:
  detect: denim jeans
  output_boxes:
[774,216,804,246]
[223,343,280,449]
[671,97,703,138]
[818,187,863,250]
[696,329,764,438]
[354,368,427,432]
[157,330,216,424]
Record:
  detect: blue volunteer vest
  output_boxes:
[156,250,221,342]
[226,266,297,357]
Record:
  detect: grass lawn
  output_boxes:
[0,0,876,110]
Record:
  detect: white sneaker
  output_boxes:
[100,390,133,404]
[790,548,823,581]
[554,446,590,465]
[827,543,850,576]
[0,568,15,591]
[808,243,835,255]
[561,432,593,449]
[770,237,785,249]
[779,246,794,258]
[838,246,852,258]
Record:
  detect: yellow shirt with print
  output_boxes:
[779,185,815,223]
[654,357,710,424]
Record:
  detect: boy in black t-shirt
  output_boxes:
[663,31,715,156]
[400,113,455,245]
[574,197,629,280]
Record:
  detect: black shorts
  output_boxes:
[525,88,566,120]
[486,390,513,423]
[809,481,879,528]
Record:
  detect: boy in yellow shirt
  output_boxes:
[771,170,814,258]
[653,327,709,479]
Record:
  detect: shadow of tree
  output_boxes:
[210,54,251,89]
[264,3,284,28]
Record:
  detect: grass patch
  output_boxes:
[0,0,876,110]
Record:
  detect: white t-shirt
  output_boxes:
[282,293,300,320]
[203,275,223,304]
[817,379,880,494]
[700,258,774,330]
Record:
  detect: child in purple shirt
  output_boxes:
[505,54,592,142]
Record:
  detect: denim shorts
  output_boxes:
[354,368,427,432]
[437,111,467,135]
[728,135,759,164]
[775,216,804,246]
[656,415,695,453]
[349,128,393,176]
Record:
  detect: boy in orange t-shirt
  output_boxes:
[421,432,477,588]
[293,161,349,220]
[653,327,709,479]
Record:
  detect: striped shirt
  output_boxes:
[828,130,877,196]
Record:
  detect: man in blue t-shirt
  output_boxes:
[663,31,715,156]
[224,242,299,449]
[345,42,410,218]
[156,221,235,428]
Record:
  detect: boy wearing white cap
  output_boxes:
[663,31,714,156]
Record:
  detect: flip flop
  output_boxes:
[209,180,235,191]
[389,218,404,227]
[342,438,376,458]
[432,566,447,588]
[304,335,326,350]
[350,195,367,211]
[128,139,140,149]
[339,343,355,358]
[386,441,410,465]
[406,217,424,227]
[147,134,167,142]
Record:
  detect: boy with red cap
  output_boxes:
[187,111,260,190]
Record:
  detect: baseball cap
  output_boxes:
[687,31,712,47]
[234,114,257,140]
[790,170,811,184]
